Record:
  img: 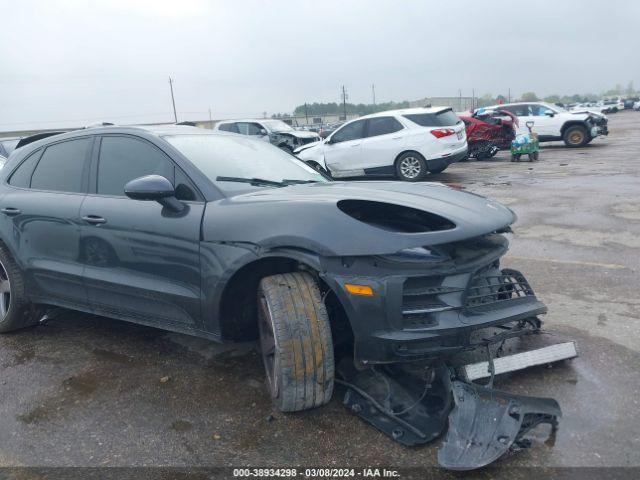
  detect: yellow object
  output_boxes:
[344,284,374,296]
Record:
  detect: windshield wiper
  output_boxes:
[281,179,320,185]
[216,176,287,187]
[216,177,320,188]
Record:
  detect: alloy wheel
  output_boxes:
[0,260,11,319]
[569,131,584,145]
[257,293,278,398]
[400,157,422,179]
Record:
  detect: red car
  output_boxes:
[459,109,518,160]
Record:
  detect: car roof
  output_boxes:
[361,106,452,119]
[7,125,229,158]
[217,119,286,124]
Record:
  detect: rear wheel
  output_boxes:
[257,272,334,412]
[0,245,40,333]
[395,152,427,181]
[563,125,589,147]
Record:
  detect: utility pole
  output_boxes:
[508,88,511,103]
[168,77,178,123]
[304,102,309,124]
[372,84,376,105]
[459,89,462,111]
[472,88,475,110]
[208,107,212,128]
[341,85,348,120]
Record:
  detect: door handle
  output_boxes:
[1,207,21,216]
[351,143,361,147]
[391,136,402,140]
[82,215,107,225]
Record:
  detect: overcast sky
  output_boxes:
[1,0,638,131]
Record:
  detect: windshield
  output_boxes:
[260,120,294,132]
[403,109,460,127]
[164,134,328,195]
[540,102,563,112]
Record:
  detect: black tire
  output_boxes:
[528,151,539,161]
[257,272,334,412]
[0,244,40,333]
[395,152,427,181]
[563,125,589,147]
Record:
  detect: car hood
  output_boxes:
[571,110,605,119]
[202,181,516,256]
[276,130,319,139]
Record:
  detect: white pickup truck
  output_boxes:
[479,102,609,147]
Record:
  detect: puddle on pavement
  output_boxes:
[17,405,50,424]
[92,348,133,364]
[63,372,99,395]
[13,346,36,365]
[170,420,194,432]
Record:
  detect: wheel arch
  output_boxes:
[560,120,588,136]
[394,149,426,165]
[217,251,352,345]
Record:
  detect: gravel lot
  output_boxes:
[1,111,639,474]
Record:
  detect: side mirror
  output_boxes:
[124,175,183,212]
[259,129,268,136]
[544,111,555,117]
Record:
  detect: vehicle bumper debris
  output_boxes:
[438,381,562,470]
[339,339,577,471]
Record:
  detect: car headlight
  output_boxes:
[376,247,447,263]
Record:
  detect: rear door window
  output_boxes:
[503,105,530,116]
[97,136,174,196]
[218,123,239,133]
[530,104,554,116]
[30,138,91,193]
[236,122,263,135]
[366,117,403,137]
[330,120,366,143]
[403,110,460,127]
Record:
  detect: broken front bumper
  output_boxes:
[339,341,577,470]
[321,241,547,365]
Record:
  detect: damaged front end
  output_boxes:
[203,181,577,470]
[319,224,576,470]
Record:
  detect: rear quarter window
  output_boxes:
[8,150,43,187]
[404,110,460,127]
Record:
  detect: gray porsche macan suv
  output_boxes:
[0,125,546,412]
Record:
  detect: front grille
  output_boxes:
[464,268,534,310]
[401,276,461,329]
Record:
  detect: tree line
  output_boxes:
[275,82,637,117]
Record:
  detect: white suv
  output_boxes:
[295,107,467,181]
[480,102,608,147]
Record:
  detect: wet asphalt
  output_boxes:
[0,112,639,473]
